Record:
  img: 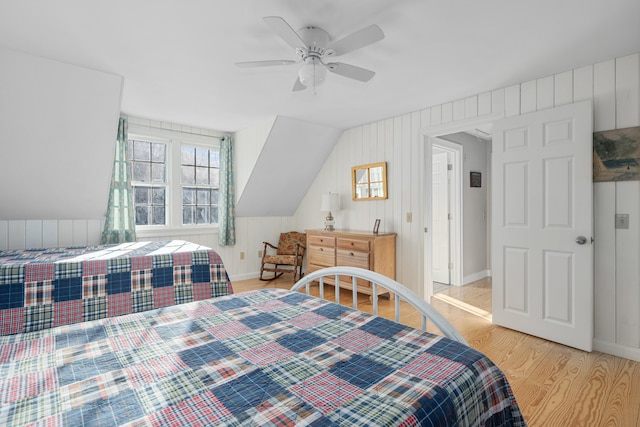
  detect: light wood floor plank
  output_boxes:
[233,276,640,426]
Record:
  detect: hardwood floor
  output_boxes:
[233,276,640,426]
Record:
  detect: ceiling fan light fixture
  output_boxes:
[298,57,326,88]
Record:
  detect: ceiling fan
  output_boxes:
[236,16,385,92]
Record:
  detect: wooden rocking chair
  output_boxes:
[260,232,306,283]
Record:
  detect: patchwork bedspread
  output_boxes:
[0,240,232,335]
[0,288,525,426]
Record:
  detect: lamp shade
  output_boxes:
[299,57,327,88]
[320,193,340,212]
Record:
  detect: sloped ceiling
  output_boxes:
[0,1,638,133]
[235,116,342,216]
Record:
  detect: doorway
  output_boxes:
[424,117,495,304]
[431,142,459,293]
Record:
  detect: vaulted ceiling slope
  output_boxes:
[235,116,343,217]
[0,1,638,133]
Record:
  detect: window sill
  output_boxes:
[135,226,218,239]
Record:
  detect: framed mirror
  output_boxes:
[352,162,387,200]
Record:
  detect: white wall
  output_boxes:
[0,47,122,220]
[293,52,640,361]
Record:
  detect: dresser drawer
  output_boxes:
[308,235,336,248]
[336,238,370,253]
[308,246,335,267]
[336,248,369,268]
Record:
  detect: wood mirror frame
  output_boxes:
[352,162,388,201]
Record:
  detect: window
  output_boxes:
[129,139,167,225]
[127,133,220,232]
[181,146,219,225]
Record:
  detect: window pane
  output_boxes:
[210,150,220,168]
[183,206,195,224]
[181,146,195,165]
[355,169,367,184]
[195,167,208,185]
[196,206,209,224]
[152,188,165,205]
[181,165,195,184]
[370,183,383,197]
[370,166,383,181]
[152,206,165,225]
[152,143,165,162]
[133,162,150,182]
[133,141,150,161]
[134,187,150,204]
[211,207,219,224]
[135,206,149,225]
[211,189,219,204]
[182,188,195,205]
[356,183,369,198]
[196,188,210,204]
[151,163,165,183]
[209,171,220,187]
[195,148,208,167]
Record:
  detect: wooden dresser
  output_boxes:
[305,229,396,297]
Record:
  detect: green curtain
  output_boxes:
[218,134,236,246]
[101,118,137,244]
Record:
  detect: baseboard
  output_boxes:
[463,269,491,285]
[228,272,260,282]
[593,338,640,362]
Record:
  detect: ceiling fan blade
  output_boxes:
[292,77,306,91]
[327,24,384,56]
[327,62,375,82]
[263,16,307,49]
[235,60,297,68]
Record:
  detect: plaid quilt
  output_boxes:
[0,240,232,336]
[0,288,526,426]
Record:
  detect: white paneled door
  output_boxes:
[492,100,593,351]
[432,150,450,284]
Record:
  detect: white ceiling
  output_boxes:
[1,0,639,133]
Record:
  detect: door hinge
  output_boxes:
[424,227,428,233]
[448,262,454,270]
[448,213,453,220]
[447,164,453,170]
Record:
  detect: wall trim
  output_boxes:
[229,272,260,282]
[463,269,491,285]
[421,112,505,137]
[593,338,640,363]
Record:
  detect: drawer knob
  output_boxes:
[350,252,354,256]
[320,248,323,251]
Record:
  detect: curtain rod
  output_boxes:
[126,120,224,140]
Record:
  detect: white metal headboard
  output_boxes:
[291,266,467,344]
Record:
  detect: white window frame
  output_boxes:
[128,134,171,232]
[128,130,221,239]
[178,141,221,228]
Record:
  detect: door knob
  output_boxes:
[575,236,587,245]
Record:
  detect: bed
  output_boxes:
[0,240,232,335]
[0,261,524,425]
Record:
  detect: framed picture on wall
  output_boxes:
[470,171,482,188]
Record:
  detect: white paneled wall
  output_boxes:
[293,52,640,361]
[0,219,105,249]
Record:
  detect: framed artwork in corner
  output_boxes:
[373,219,381,234]
[470,171,482,188]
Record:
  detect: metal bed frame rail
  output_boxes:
[291,266,467,344]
